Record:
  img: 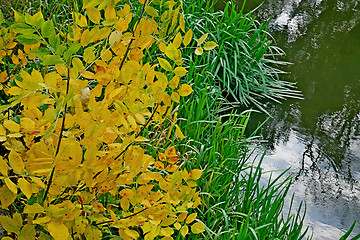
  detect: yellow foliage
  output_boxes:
[0,0,216,238]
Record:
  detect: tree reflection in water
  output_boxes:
[240,0,360,238]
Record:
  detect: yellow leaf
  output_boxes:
[85,225,102,240]
[160,217,177,227]
[72,57,84,73]
[109,30,122,45]
[20,117,36,132]
[180,225,188,237]
[154,161,165,170]
[174,222,181,230]
[191,222,205,234]
[87,7,101,24]
[145,6,159,17]
[0,156,8,176]
[18,178,32,199]
[9,150,24,174]
[197,33,208,46]
[125,229,140,239]
[179,13,185,32]
[5,177,17,194]
[160,227,174,237]
[84,47,96,63]
[183,29,193,46]
[165,146,177,157]
[203,41,218,50]
[178,84,193,97]
[189,169,203,180]
[6,86,23,95]
[120,189,134,198]
[0,185,16,208]
[165,43,178,61]
[92,201,105,212]
[46,220,70,240]
[81,71,95,79]
[0,71,8,83]
[100,48,112,61]
[169,75,179,89]
[120,197,130,211]
[3,119,20,132]
[173,32,182,49]
[0,215,21,235]
[165,164,178,173]
[195,47,203,55]
[185,213,197,224]
[173,67,188,77]
[158,57,172,71]
[134,113,146,125]
[74,12,87,27]
[24,203,45,214]
[18,223,36,240]
[170,92,180,103]
[177,212,187,222]
[175,124,185,139]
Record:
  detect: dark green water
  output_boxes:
[218,0,360,238]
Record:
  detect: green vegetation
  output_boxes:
[183,0,302,111]
[171,1,310,238]
[0,0,315,239]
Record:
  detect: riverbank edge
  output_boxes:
[176,1,311,239]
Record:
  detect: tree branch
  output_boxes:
[119,0,148,71]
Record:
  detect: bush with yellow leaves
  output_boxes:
[0,0,217,239]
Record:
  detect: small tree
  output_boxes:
[0,0,216,239]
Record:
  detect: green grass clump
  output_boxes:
[182,0,302,112]
[174,53,309,238]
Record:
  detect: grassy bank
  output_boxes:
[0,0,310,239]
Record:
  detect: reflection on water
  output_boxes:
[232,0,360,238]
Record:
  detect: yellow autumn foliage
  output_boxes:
[0,0,217,239]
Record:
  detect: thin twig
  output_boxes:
[119,0,148,71]
[114,104,158,161]
[41,67,71,204]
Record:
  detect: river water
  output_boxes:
[216,0,360,239]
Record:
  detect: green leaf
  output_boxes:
[25,13,33,26]
[41,20,55,38]
[40,55,64,66]
[49,33,60,49]
[55,45,67,56]
[63,42,81,61]
[28,47,51,58]
[13,10,25,23]
[33,11,45,29]
[16,34,41,45]
[10,23,35,34]
[0,9,4,24]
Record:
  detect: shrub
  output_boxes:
[0,0,215,239]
